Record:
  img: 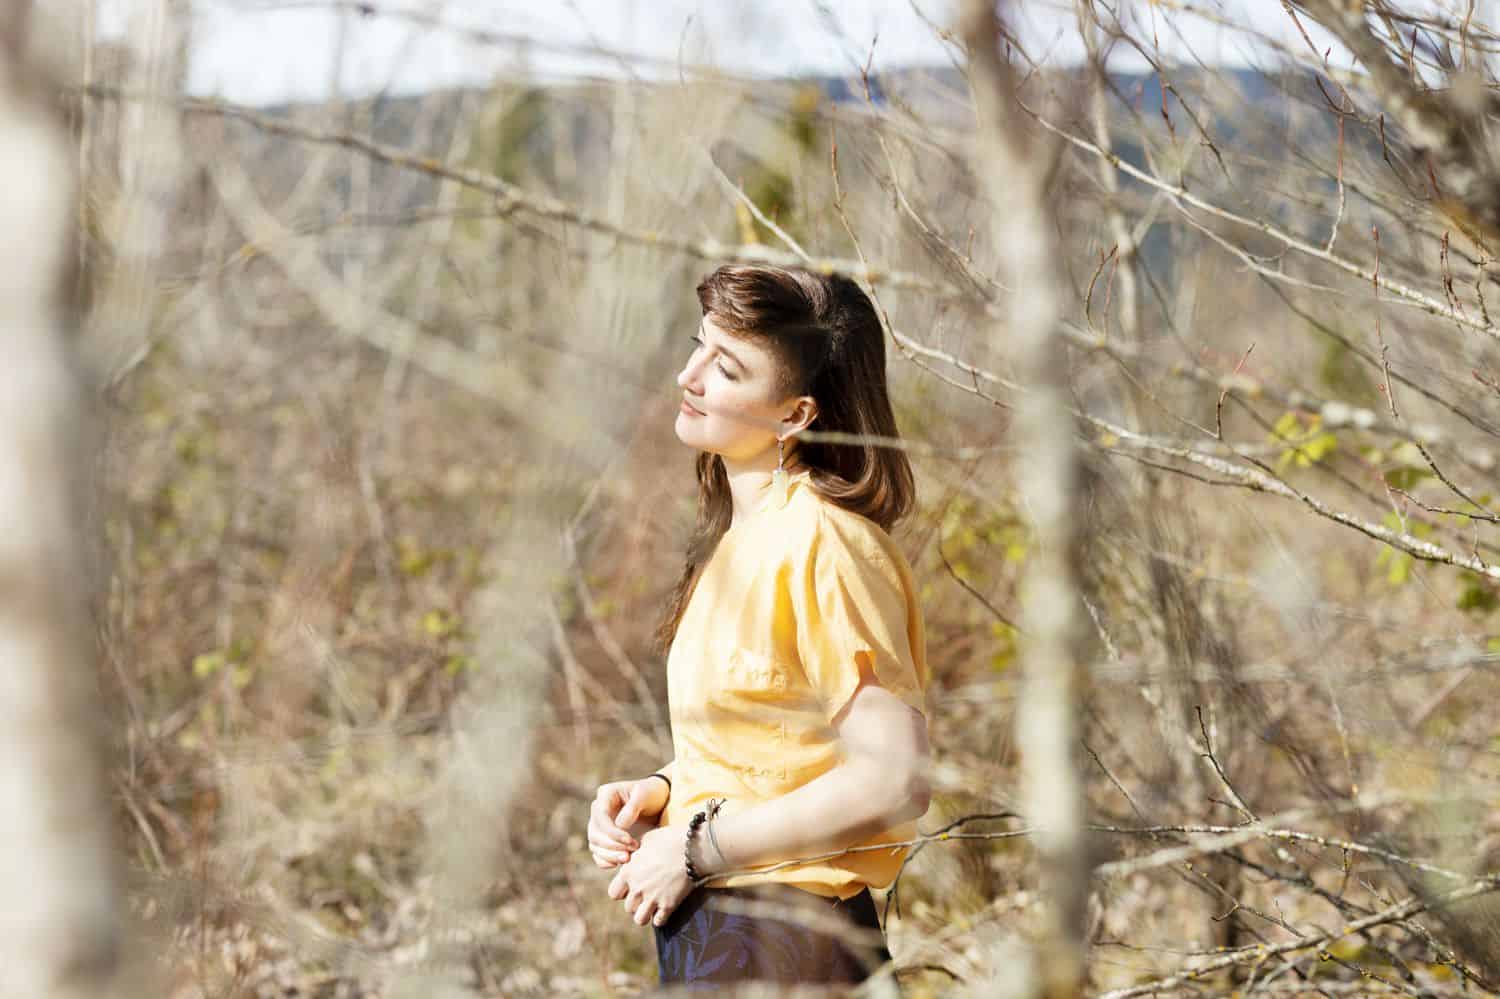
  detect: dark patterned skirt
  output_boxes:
[653,882,896,990]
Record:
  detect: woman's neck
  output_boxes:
[722,451,805,524]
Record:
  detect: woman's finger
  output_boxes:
[591,826,635,856]
[588,820,635,852]
[593,848,628,867]
[591,789,621,835]
[589,815,634,850]
[599,784,629,823]
[585,798,633,846]
[634,897,656,926]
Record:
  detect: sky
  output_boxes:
[98,0,1355,107]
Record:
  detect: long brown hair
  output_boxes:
[651,263,915,658]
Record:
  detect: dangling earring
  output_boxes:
[768,435,789,507]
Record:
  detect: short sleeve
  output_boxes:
[791,522,928,724]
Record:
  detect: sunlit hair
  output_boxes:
[653,263,915,657]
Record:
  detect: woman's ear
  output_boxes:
[784,396,818,435]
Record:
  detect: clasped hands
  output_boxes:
[587,776,700,927]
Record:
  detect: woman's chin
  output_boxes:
[672,418,703,448]
[673,416,731,456]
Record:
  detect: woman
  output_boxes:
[586,264,932,990]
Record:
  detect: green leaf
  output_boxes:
[1269,411,1336,470]
[1301,431,1338,464]
[192,652,225,678]
[1458,579,1499,614]
[422,609,460,639]
[1387,553,1411,586]
[1388,440,1426,467]
[1270,411,1301,441]
[397,539,435,578]
[1383,467,1431,491]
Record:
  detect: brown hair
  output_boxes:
[651,263,915,657]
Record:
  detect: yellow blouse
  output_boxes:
[659,468,930,900]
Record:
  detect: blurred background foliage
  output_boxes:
[68,3,1500,996]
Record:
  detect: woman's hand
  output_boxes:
[607,823,695,927]
[588,776,669,869]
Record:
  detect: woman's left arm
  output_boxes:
[705,678,931,871]
[608,677,930,926]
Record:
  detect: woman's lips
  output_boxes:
[680,399,704,416]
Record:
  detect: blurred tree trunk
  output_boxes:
[0,5,124,997]
[963,1,1091,996]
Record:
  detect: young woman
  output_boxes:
[585,263,932,989]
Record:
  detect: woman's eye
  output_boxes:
[687,336,736,380]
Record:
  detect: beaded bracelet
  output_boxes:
[684,797,725,883]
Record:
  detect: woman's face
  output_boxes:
[675,316,808,463]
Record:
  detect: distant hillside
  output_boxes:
[163,58,1359,295]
